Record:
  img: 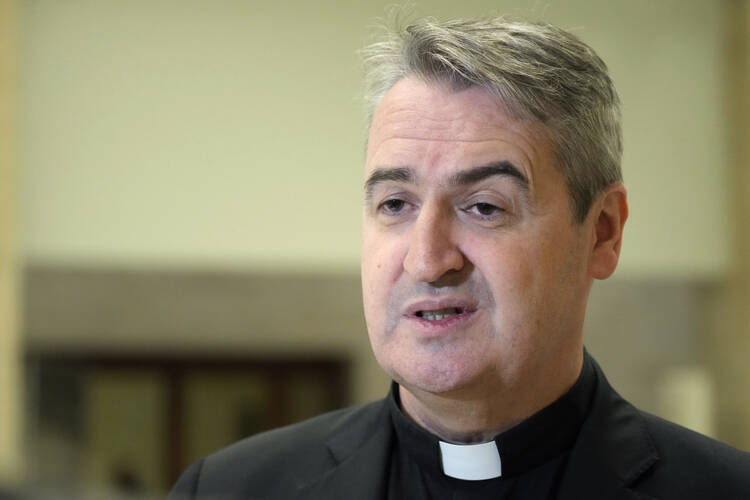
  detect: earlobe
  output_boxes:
[589,183,628,280]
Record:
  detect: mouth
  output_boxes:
[404,299,478,333]
[415,307,465,321]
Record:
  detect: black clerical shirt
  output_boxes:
[386,356,597,500]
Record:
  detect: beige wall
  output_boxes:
[15,0,750,459]
[0,0,21,486]
[18,0,730,279]
[710,0,750,450]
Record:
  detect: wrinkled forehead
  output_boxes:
[376,76,531,120]
[365,77,550,180]
[370,80,515,135]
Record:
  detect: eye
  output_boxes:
[466,202,504,219]
[379,198,408,215]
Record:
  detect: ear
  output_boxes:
[588,183,628,280]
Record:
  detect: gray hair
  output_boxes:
[362,17,622,222]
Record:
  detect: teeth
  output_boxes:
[419,307,460,321]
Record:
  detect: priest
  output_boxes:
[169,16,750,499]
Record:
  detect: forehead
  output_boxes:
[366,77,551,182]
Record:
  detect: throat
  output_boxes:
[399,385,516,444]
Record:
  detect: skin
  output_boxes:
[361,77,628,443]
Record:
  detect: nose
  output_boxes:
[403,205,465,283]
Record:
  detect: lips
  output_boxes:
[417,307,463,321]
[404,299,478,330]
[402,300,478,336]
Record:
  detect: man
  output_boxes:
[170,17,750,499]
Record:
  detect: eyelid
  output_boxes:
[375,191,419,218]
[462,190,513,210]
[462,202,502,217]
[379,198,406,212]
[459,191,516,222]
[376,188,417,205]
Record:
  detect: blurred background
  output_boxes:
[0,0,748,497]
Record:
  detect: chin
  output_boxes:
[389,357,484,395]
[369,327,495,395]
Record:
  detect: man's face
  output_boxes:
[361,77,597,399]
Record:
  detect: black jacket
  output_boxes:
[169,357,750,499]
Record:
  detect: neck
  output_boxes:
[398,351,584,444]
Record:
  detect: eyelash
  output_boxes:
[464,202,504,220]
[377,198,506,221]
[379,198,411,215]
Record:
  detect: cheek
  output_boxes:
[470,238,549,331]
[361,233,407,328]
[471,239,537,294]
[362,232,406,287]
[485,232,585,332]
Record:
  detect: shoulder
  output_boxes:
[204,398,385,470]
[582,355,750,499]
[168,399,387,499]
[637,411,750,497]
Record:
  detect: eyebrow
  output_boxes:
[364,167,415,201]
[363,161,528,201]
[449,161,528,189]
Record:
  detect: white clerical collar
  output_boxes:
[439,440,502,480]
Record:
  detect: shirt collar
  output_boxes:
[388,352,598,479]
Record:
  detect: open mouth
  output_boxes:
[415,307,464,321]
